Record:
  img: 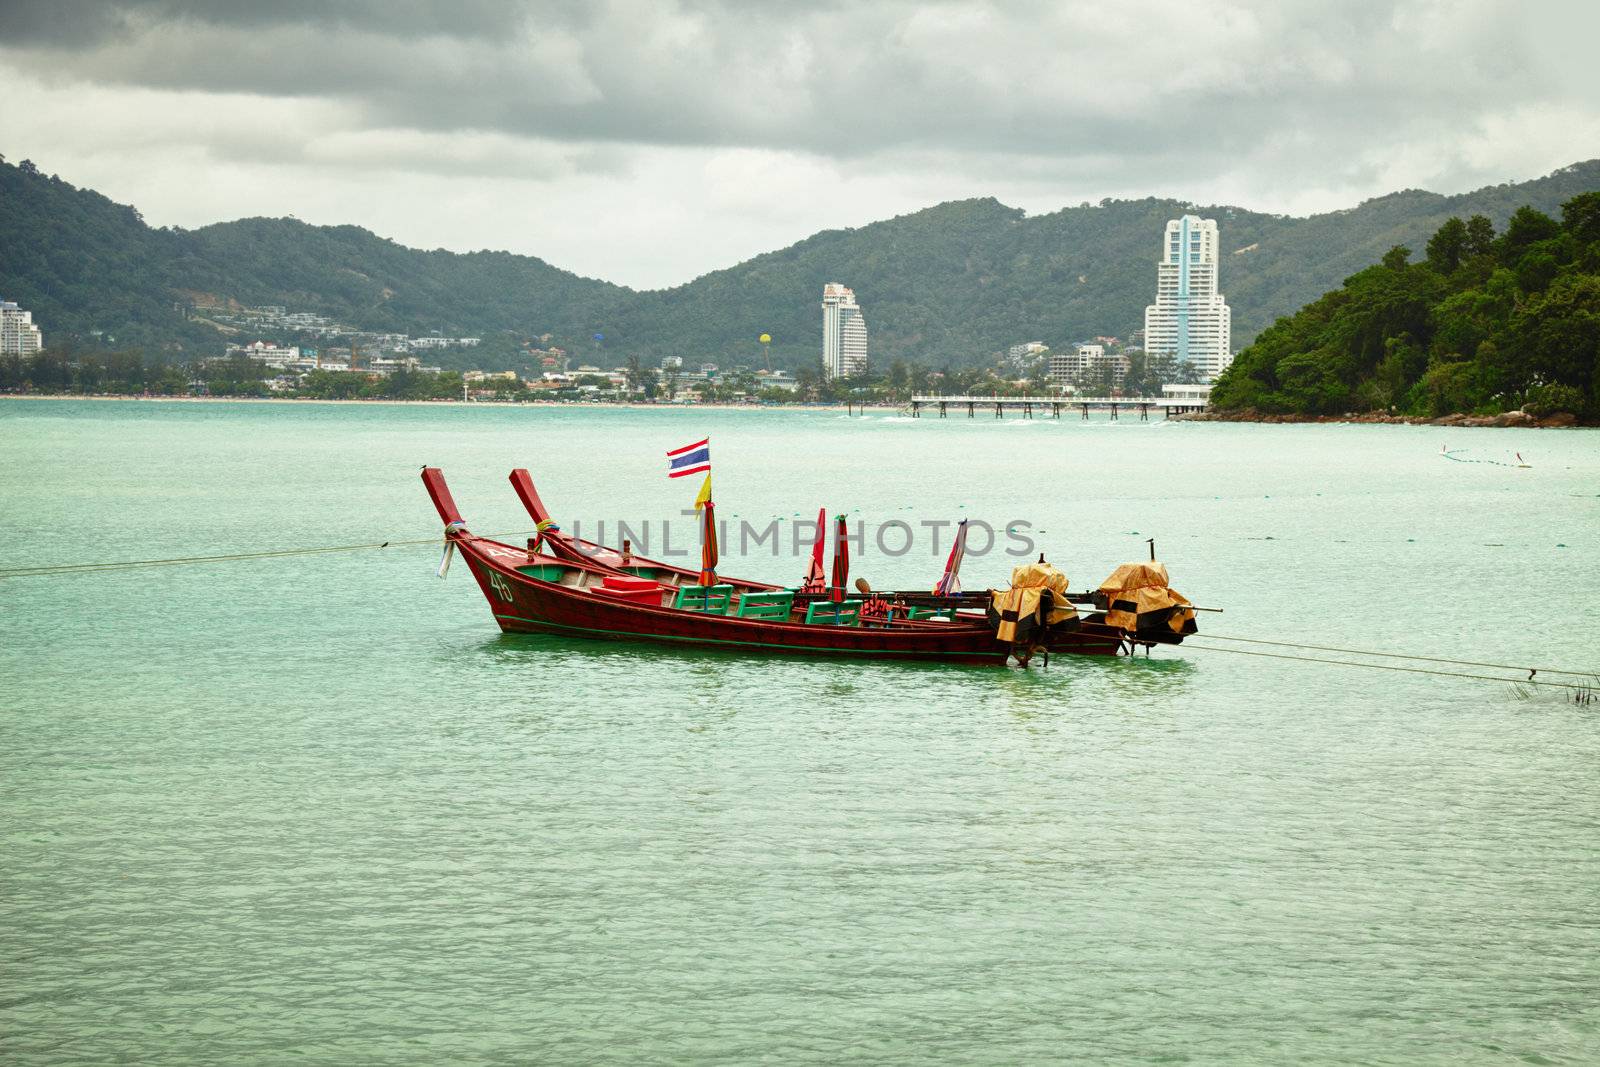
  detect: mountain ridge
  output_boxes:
[4,154,1598,371]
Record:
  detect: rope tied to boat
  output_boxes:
[437,520,468,578]
[533,517,560,553]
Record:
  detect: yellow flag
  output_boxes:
[694,472,713,509]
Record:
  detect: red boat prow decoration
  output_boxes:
[508,468,552,527]
[422,467,1194,665]
[421,466,464,526]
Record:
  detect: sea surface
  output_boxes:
[3,398,1598,1065]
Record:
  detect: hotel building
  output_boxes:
[1047,343,1129,391]
[1,299,44,355]
[226,341,302,368]
[1143,215,1232,380]
[821,283,869,378]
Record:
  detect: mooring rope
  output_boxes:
[1183,641,1595,693]
[0,531,534,580]
[1189,634,1595,678]
[4,537,1594,695]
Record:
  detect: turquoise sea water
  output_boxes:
[3,398,1599,1064]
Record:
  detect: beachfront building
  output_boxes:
[1,298,44,355]
[1162,383,1213,403]
[1143,215,1232,381]
[1047,343,1128,390]
[822,283,869,379]
[756,370,800,392]
[370,356,444,376]
[226,341,301,368]
[1047,347,1077,385]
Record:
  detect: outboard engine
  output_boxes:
[1094,561,1197,640]
[988,560,1081,664]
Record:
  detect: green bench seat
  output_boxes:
[804,599,863,626]
[735,591,795,620]
[516,563,571,582]
[903,605,957,621]
[673,583,734,614]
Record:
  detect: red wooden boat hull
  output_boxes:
[460,534,1137,662]
[424,468,1152,665]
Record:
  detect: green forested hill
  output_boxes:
[180,218,627,343]
[4,153,1599,370]
[0,159,196,347]
[1210,193,1600,419]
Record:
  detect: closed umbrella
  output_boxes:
[699,498,718,587]
[829,514,849,603]
[802,507,826,592]
[933,518,969,596]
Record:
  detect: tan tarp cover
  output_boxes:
[1097,561,1194,633]
[990,561,1077,643]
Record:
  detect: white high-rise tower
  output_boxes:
[0,298,44,356]
[821,283,868,379]
[1143,215,1231,380]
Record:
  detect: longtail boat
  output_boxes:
[422,467,1197,666]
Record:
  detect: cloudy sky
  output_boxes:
[3,0,1598,288]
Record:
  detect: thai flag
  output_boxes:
[666,437,711,478]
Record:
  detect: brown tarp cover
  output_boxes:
[1097,561,1194,633]
[990,561,1077,643]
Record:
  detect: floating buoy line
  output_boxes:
[1441,445,1532,468]
[2,536,1592,695]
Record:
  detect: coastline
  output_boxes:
[1174,408,1587,429]
[7,394,1588,426]
[0,394,878,414]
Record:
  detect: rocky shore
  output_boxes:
[1176,408,1584,428]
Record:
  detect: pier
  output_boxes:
[907,394,1209,420]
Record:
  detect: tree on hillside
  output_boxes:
[1562,191,1600,246]
[887,359,910,397]
[1211,193,1600,421]
[1507,273,1600,395]
[1464,214,1496,258]
[1027,358,1051,394]
[1121,353,1162,397]
[624,354,660,399]
[1426,217,1467,274]
[1500,206,1561,258]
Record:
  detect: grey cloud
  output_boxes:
[0,0,543,45]
[2,0,1597,282]
[1,0,1578,177]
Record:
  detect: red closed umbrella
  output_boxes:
[934,518,968,596]
[829,514,849,603]
[802,507,826,592]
